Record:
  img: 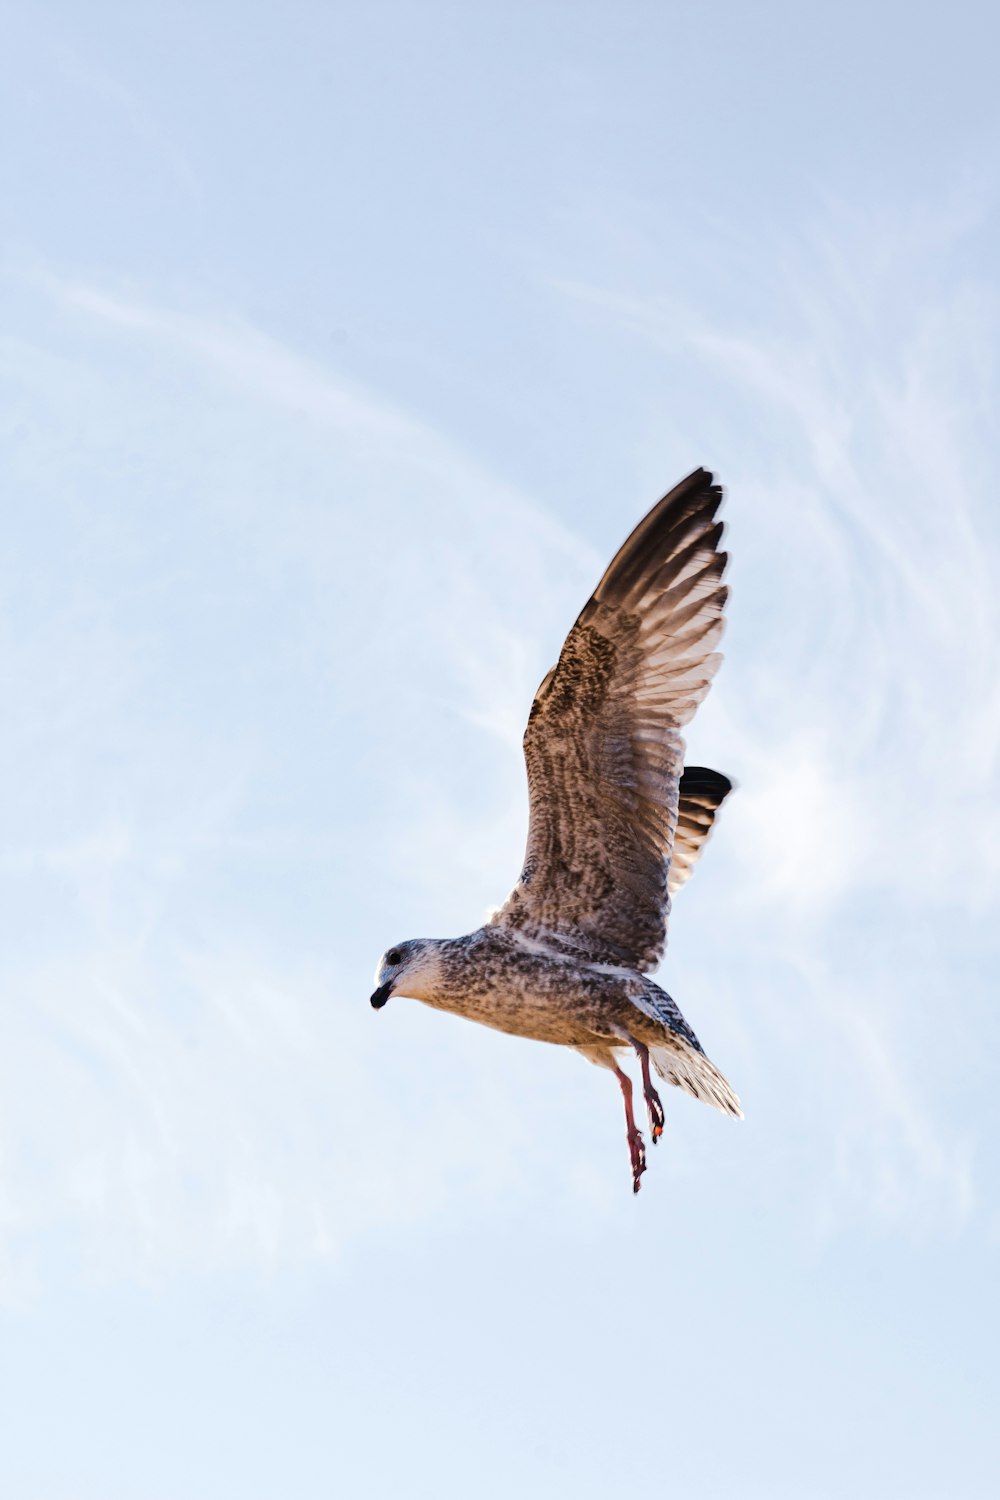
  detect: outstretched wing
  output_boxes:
[669,767,733,897]
[492,469,728,972]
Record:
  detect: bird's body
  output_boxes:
[372,468,741,1190]
[393,925,676,1050]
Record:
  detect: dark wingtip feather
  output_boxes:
[668,765,735,897]
[677,766,734,803]
[594,469,725,607]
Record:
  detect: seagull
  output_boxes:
[371,468,741,1192]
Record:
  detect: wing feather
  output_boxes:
[492,468,730,971]
[668,767,733,897]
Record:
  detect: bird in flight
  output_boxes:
[371,468,740,1192]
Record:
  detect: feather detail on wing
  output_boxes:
[669,767,733,897]
[491,468,729,972]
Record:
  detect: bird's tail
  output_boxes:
[652,1040,743,1119]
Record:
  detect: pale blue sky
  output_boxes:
[2,4,999,1497]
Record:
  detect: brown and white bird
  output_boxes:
[371,468,741,1192]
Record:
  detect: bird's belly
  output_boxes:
[433,974,626,1049]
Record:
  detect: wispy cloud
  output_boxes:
[25,267,599,568]
[562,199,1000,899]
[558,197,1000,1235]
[46,24,203,198]
[2,231,995,1300]
[0,270,611,1297]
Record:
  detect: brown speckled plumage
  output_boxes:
[372,469,741,1192]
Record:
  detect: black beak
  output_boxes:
[370,982,393,1010]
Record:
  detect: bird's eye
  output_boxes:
[386,948,402,966]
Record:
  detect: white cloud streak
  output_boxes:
[0,269,608,1299]
[2,222,996,1298]
[559,198,999,1236]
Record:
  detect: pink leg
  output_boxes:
[613,1062,646,1194]
[632,1040,665,1143]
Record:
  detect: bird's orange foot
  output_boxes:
[646,1088,665,1144]
[631,1041,666,1144]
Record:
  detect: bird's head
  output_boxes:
[370,938,443,1009]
